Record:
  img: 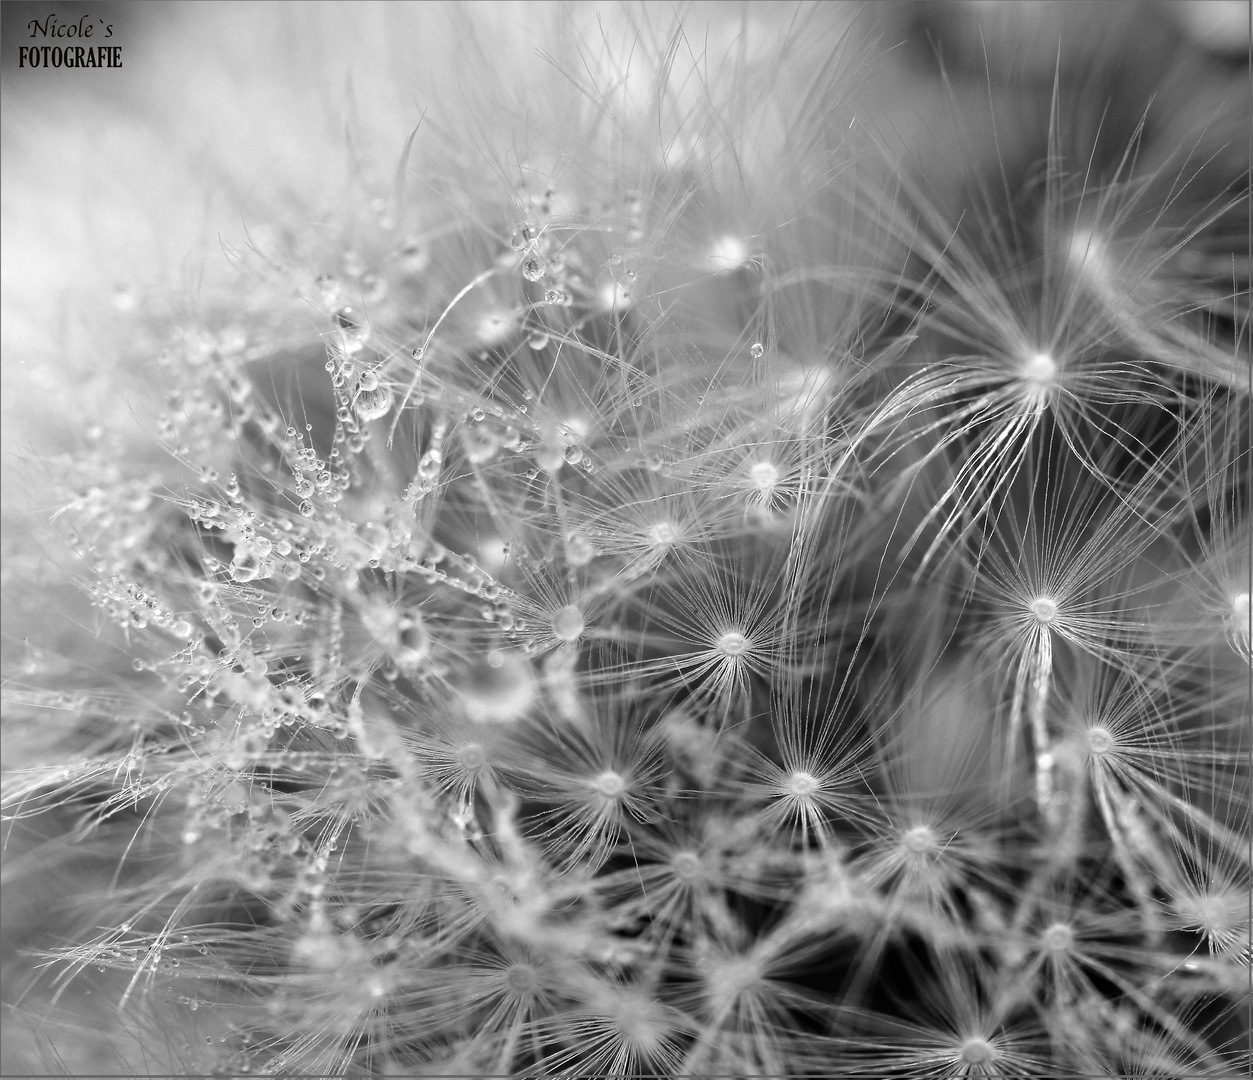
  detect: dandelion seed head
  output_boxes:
[670,851,703,881]
[1231,591,1249,625]
[715,630,749,657]
[647,520,681,548]
[1086,725,1114,756]
[1030,595,1059,624]
[958,1037,997,1066]
[1042,921,1075,953]
[551,603,585,642]
[590,770,626,799]
[787,771,818,797]
[901,824,940,855]
[457,743,487,773]
[749,460,779,490]
[1020,350,1057,387]
[505,963,538,993]
[1176,890,1245,942]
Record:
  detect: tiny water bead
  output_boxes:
[750,342,764,359]
[551,604,586,643]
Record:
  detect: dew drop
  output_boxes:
[335,308,370,354]
[354,384,394,422]
[551,604,585,642]
[527,331,550,350]
[750,342,764,359]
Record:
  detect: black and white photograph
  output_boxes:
[2,2,1250,1076]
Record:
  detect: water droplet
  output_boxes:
[527,331,550,350]
[334,308,370,354]
[354,384,394,422]
[522,256,545,282]
[230,546,265,583]
[750,342,764,359]
[551,604,585,642]
[562,445,583,466]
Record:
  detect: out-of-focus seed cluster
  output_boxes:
[2,2,1249,1077]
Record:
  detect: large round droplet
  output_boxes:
[354,385,394,422]
[551,604,585,642]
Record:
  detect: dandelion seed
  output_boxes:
[1029,595,1058,624]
